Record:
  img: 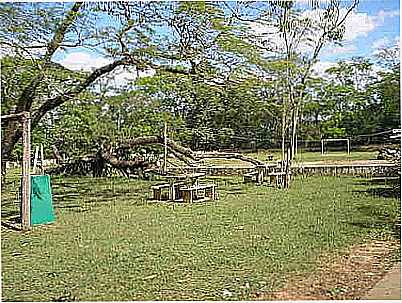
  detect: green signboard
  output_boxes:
[30,175,55,225]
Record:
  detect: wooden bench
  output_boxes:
[180,184,216,203]
[243,171,259,183]
[173,182,186,200]
[244,168,265,184]
[267,172,287,187]
[151,182,186,201]
[151,183,170,200]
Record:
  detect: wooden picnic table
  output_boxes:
[163,172,206,200]
[267,171,287,187]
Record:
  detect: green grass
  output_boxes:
[167,149,378,167]
[1,174,400,301]
[294,150,378,162]
[248,150,378,163]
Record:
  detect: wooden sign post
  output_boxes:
[163,121,167,174]
[21,112,31,229]
[1,111,32,230]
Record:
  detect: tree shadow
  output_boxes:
[49,177,150,212]
[1,207,20,222]
[1,221,22,231]
[347,211,400,240]
[353,177,400,199]
[349,179,401,239]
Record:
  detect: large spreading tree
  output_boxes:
[0,1,257,166]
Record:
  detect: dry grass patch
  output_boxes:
[258,239,400,300]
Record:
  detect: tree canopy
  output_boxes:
[1,0,399,174]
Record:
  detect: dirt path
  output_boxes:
[364,262,401,300]
[254,239,400,300]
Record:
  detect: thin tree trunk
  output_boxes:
[281,109,286,163]
[290,104,300,160]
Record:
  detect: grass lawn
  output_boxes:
[1,174,400,301]
[249,150,378,163]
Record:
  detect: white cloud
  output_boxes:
[106,66,155,88]
[343,10,377,41]
[394,36,400,48]
[343,9,399,41]
[376,9,400,22]
[57,51,155,89]
[247,7,397,55]
[371,37,391,50]
[58,51,112,71]
[301,8,398,43]
[312,61,336,77]
[371,36,400,56]
[321,43,357,56]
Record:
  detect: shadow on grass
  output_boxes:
[50,177,149,212]
[364,187,400,199]
[349,179,401,239]
[353,187,400,199]
[347,217,400,240]
[1,208,20,222]
[1,221,22,231]
[353,177,400,199]
[355,176,399,183]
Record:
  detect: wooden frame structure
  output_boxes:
[1,111,31,230]
[321,138,350,155]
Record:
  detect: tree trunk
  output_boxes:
[47,135,268,177]
[290,105,300,160]
[51,144,63,163]
[281,107,286,162]
[92,150,105,177]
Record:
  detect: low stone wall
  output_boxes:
[168,165,276,176]
[292,164,398,177]
[168,163,398,177]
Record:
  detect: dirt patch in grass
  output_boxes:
[255,239,400,300]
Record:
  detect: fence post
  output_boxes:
[21,111,31,230]
[321,139,324,155]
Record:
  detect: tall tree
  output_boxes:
[244,0,359,159]
[0,1,249,170]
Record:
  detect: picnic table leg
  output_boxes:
[153,189,161,200]
[184,190,193,203]
[258,170,264,184]
[212,186,216,200]
[170,182,175,201]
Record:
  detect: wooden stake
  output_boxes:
[321,139,324,155]
[33,146,38,173]
[40,144,44,173]
[163,121,167,174]
[347,138,350,155]
[21,112,31,230]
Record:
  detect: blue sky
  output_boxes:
[53,0,400,81]
[317,0,400,66]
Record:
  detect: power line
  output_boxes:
[352,129,394,138]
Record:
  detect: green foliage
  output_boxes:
[1,0,399,160]
[316,55,400,138]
